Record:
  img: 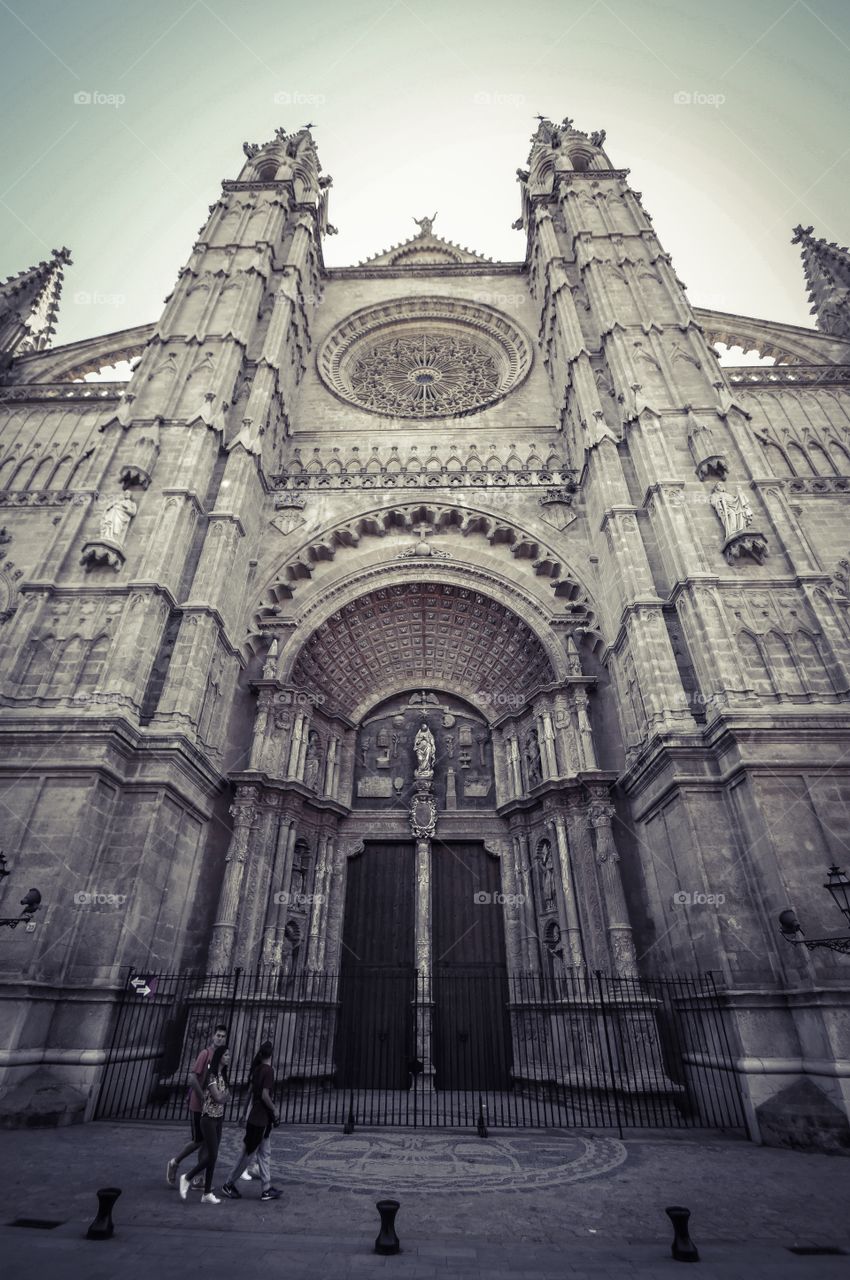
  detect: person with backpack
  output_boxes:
[220,1040,282,1201]
[166,1024,228,1188]
[178,1044,231,1204]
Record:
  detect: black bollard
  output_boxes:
[666,1206,700,1263]
[86,1187,122,1240]
[375,1199,401,1255]
[476,1096,488,1139]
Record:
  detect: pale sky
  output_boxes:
[1,0,848,350]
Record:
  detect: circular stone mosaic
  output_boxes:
[317,297,533,420]
[261,1132,627,1193]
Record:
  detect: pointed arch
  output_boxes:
[763,630,805,696]
[77,634,112,695]
[737,630,773,697]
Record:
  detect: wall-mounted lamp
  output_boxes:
[779,866,850,956]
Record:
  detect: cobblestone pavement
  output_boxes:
[2,1123,849,1278]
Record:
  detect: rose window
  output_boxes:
[317,297,533,420]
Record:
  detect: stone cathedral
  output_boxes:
[1,118,849,1147]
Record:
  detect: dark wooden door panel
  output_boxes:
[337,842,415,1088]
[432,842,511,1089]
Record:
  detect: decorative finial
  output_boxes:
[412,212,437,237]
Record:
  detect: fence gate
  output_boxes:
[94,967,747,1133]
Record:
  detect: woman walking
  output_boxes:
[220,1040,282,1201]
[179,1044,230,1204]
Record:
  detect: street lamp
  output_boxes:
[779,866,850,956]
[0,889,42,931]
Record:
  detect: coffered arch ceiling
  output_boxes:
[285,580,558,720]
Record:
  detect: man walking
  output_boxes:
[220,1040,282,1201]
[166,1023,228,1187]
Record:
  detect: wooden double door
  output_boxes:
[337,840,511,1090]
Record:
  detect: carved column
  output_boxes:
[540,709,558,778]
[573,689,598,770]
[552,814,585,969]
[515,833,541,972]
[322,840,354,970]
[208,785,260,971]
[261,816,298,971]
[305,832,332,971]
[588,794,638,976]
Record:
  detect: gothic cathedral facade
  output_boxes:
[1,119,850,1146]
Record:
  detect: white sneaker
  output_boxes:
[166,1159,177,1187]
[240,1168,256,1181]
[201,1192,220,1204]
[178,1174,190,1201]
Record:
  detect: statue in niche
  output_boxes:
[359,734,371,767]
[390,730,401,759]
[413,721,436,778]
[304,731,321,790]
[537,839,557,912]
[445,734,455,757]
[525,729,542,787]
[99,494,137,547]
[710,483,754,540]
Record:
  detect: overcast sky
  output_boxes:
[1,0,848,349]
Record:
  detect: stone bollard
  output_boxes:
[666,1206,700,1263]
[86,1187,122,1240]
[375,1199,401,1255]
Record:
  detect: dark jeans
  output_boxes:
[185,1116,222,1194]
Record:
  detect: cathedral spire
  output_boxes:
[0,246,71,373]
[791,223,850,340]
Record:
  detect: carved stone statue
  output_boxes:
[525,729,542,787]
[413,721,436,777]
[537,839,557,911]
[304,731,321,790]
[710,483,752,540]
[99,495,137,547]
[413,212,437,237]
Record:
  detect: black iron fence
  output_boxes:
[94,967,746,1133]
